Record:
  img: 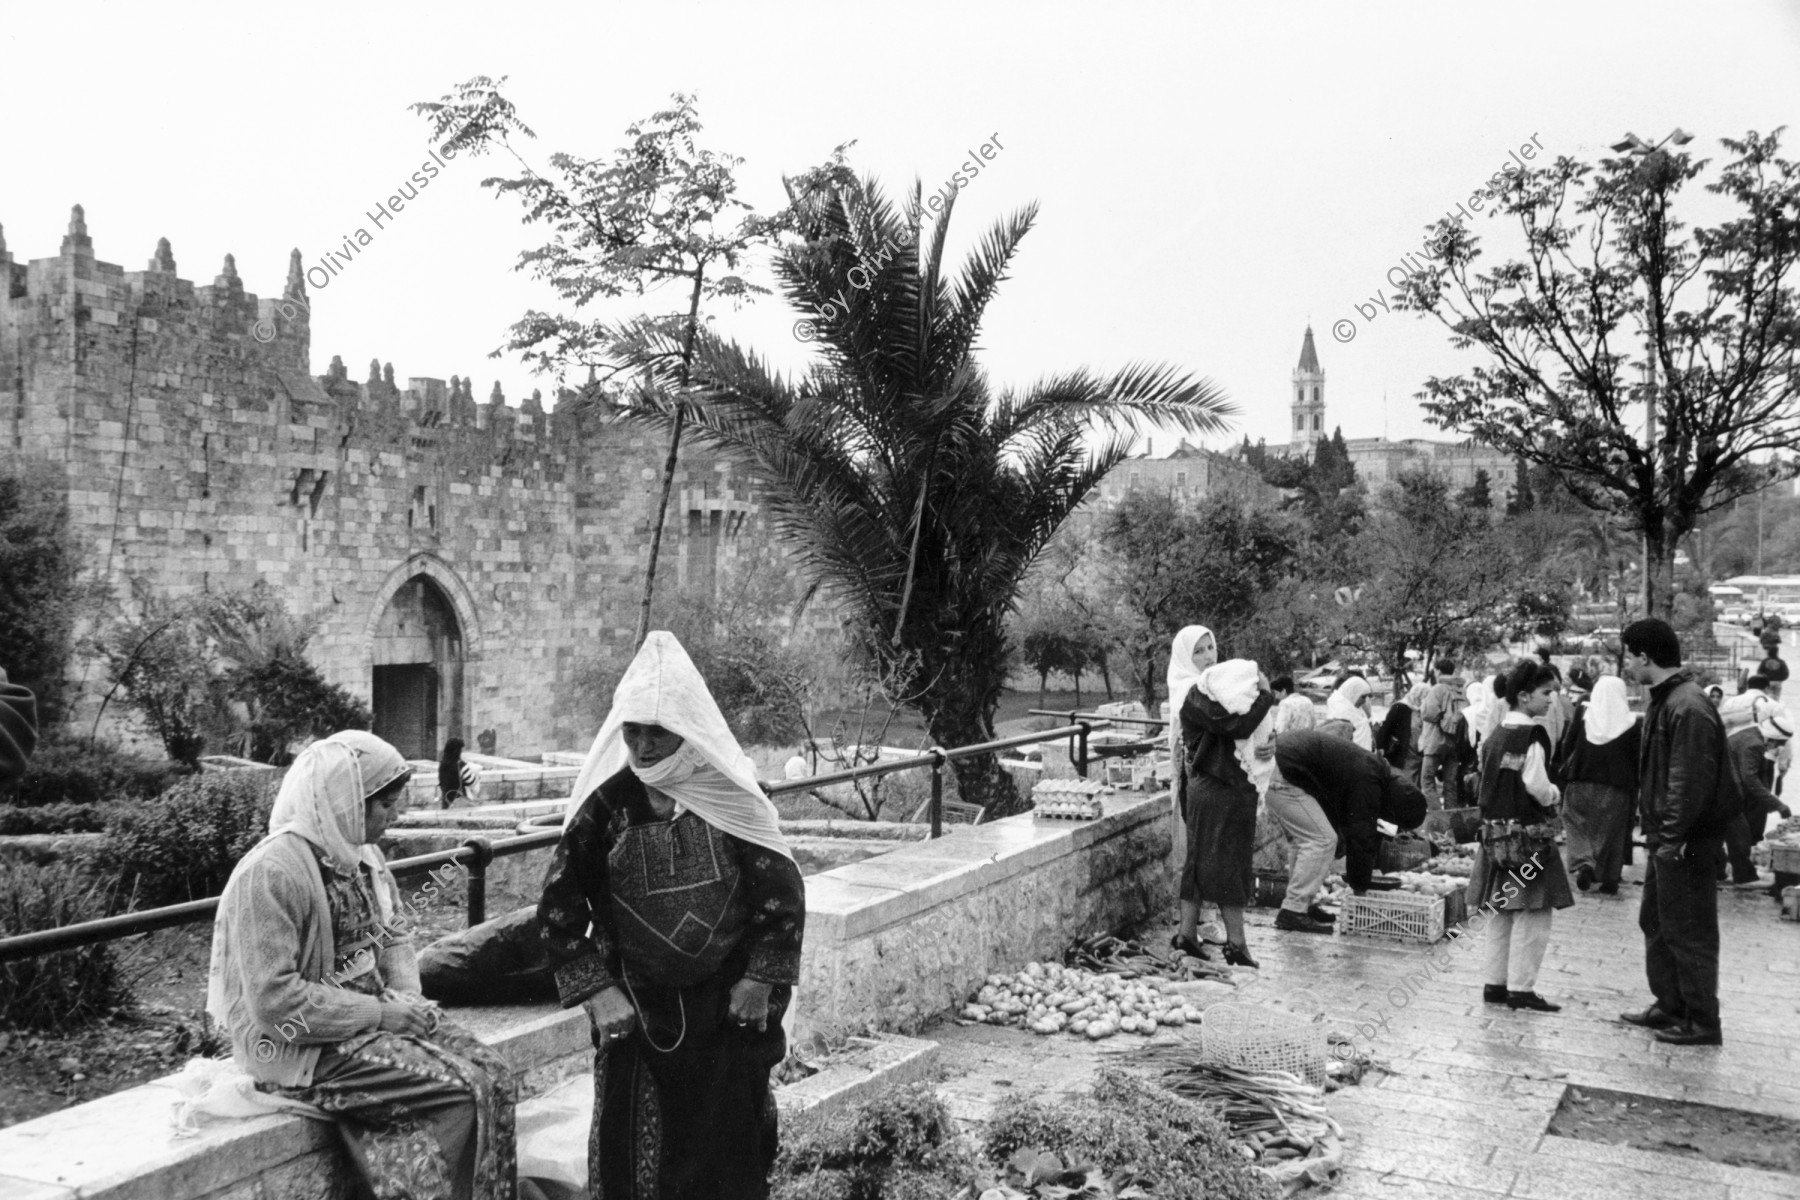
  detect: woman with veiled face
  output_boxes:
[540,632,806,1200]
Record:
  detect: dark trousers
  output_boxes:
[1639,843,1721,1028]
[1720,814,1760,883]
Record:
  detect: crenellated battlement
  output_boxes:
[0,211,788,757]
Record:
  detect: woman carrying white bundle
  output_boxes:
[1171,628,1275,969]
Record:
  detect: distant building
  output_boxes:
[1091,440,1280,512]
[1255,326,1517,494]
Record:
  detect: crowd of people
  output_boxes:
[4,609,1789,1195]
[1166,617,1791,1050]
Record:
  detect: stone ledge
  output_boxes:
[0,1003,587,1200]
[775,1034,940,1117]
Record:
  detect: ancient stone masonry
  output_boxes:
[0,208,786,757]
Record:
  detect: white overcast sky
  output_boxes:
[4,0,1797,453]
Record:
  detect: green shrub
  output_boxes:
[0,801,122,835]
[10,737,187,808]
[0,860,130,1030]
[985,1070,1277,1200]
[772,1083,975,1200]
[98,770,279,906]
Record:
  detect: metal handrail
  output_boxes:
[1029,708,1169,728]
[0,722,1108,964]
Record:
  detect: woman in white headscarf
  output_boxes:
[540,632,805,1200]
[1169,626,1275,969]
[208,731,517,1200]
[1552,674,1640,895]
[1320,675,1374,751]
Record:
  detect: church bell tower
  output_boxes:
[1292,325,1325,448]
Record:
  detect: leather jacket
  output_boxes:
[1637,668,1730,847]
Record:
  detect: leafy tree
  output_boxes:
[0,463,90,727]
[1459,468,1494,510]
[1018,613,1090,709]
[413,79,779,647]
[1098,492,1308,711]
[1345,469,1533,666]
[93,591,222,768]
[613,173,1232,813]
[1397,129,1800,617]
[1505,455,1536,516]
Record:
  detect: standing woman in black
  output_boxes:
[1174,636,1275,968]
[1555,674,1639,894]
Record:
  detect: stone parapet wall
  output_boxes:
[796,790,1176,1037]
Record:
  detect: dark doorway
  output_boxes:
[371,575,465,761]
[372,664,438,761]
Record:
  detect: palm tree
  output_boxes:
[615,173,1234,812]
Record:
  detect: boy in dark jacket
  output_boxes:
[1618,619,1731,1047]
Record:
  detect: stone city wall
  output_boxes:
[0,209,805,756]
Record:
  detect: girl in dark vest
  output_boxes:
[1468,660,1574,1012]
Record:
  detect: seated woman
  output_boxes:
[208,731,517,1200]
[540,632,806,1200]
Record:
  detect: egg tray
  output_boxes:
[1031,778,1110,821]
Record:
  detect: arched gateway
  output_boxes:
[365,558,481,761]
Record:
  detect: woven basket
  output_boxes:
[1197,995,1327,1086]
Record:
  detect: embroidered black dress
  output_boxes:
[539,768,805,1200]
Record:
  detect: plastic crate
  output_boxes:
[1339,890,1447,943]
[1443,889,1468,930]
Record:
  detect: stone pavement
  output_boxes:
[929,875,1800,1198]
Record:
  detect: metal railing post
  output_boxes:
[928,747,946,839]
[461,836,494,928]
[1076,721,1092,779]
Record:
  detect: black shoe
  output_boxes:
[1574,864,1595,891]
[1619,1004,1682,1029]
[1483,984,1509,1005]
[1275,910,1334,935]
[1222,942,1260,969]
[1655,1021,1723,1047]
[1597,882,1619,895]
[1305,905,1337,924]
[1506,991,1561,1012]
[1170,933,1212,962]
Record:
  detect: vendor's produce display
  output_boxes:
[1031,777,1109,820]
[1065,931,1236,981]
[1420,853,1475,877]
[1755,817,1800,872]
[1376,835,1433,872]
[1389,871,1465,897]
[958,960,1205,1038]
[1141,1055,1344,1191]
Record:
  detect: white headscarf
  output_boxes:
[1165,625,1214,759]
[266,731,411,918]
[1582,675,1634,745]
[1465,676,1495,747]
[1325,676,1373,751]
[1196,658,1276,794]
[569,631,792,861]
[209,731,411,1028]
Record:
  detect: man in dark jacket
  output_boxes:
[1269,730,1429,933]
[0,667,38,792]
[1618,619,1731,1046]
